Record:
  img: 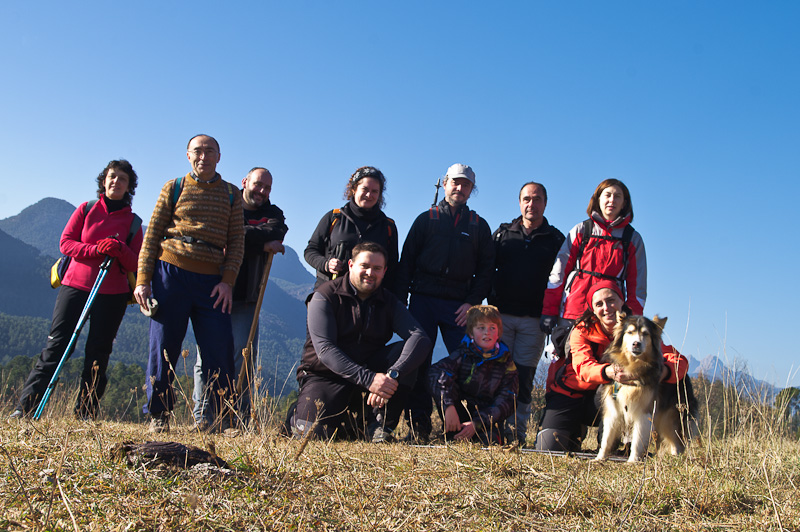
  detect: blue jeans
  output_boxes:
[144,261,234,418]
[192,301,258,424]
[404,293,466,435]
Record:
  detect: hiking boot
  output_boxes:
[369,424,394,443]
[148,413,170,434]
[194,419,211,432]
[9,409,25,420]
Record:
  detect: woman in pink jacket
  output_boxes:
[12,160,143,420]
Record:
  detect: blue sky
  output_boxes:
[1,2,798,386]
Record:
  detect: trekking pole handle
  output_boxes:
[432,177,442,207]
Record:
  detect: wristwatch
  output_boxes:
[387,369,399,380]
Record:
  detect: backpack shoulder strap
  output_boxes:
[385,217,395,238]
[428,206,440,220]
[327,208,342,237]
[621,225,634,253]
[171,176,184,207]
[126,214,143,245]
[172,177,234,207]
[618,224,635,281]
[82,199,98,216]
[574,219,593,267]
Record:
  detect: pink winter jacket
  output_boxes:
[60,197,143,295]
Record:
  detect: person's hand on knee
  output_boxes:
[444,405,462,433]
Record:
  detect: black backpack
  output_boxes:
[549,321,602,395]
[550,322,575,361]
[325,207,395,264]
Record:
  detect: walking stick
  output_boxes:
[33,256,114,420]
[236,252,274,411]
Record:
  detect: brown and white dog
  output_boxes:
[595,314,698,462]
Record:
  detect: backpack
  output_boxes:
[569,218,634,293]
[325,207,395,263]
[549,321,602,395]
[550,322,575,361]
[428,205,481,253]
[50,200,143,304]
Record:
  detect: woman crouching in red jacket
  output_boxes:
[535,280,688,452]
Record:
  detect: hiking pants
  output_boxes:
[535,390,600,452]
[404,293,466,435]
[144,261,234,418]
[293,342,413,439]
[192,301,258,424]
[17,285,127,417]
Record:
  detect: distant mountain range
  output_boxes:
[0,197,314,394]
[687,354,780,401]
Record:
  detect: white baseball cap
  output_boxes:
[445,163,475,185]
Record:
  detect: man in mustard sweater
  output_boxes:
[135,134,244,433]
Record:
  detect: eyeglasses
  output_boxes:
[189,148,218,156]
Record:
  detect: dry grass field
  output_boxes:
[2,388,799,531]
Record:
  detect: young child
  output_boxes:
[427,305,519,444]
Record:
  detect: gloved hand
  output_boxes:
[97,237,123,257]
[540,315,558,334]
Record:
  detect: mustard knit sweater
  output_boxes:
[137,173,244,287]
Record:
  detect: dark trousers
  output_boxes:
[144,261,234,418]
[516,363,535,406]
[535,391,600,452]
[404,294,466,435]
[17,285,127,417]
[294,342,412,439]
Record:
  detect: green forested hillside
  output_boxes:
[0,229,59,318]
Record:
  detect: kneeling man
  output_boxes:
[291,242,431,442]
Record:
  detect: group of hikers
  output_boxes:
[9,133,690,452]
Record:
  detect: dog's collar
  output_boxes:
[612,381,622,398]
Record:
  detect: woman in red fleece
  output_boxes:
[12,160,143,420]
[540,179,647,332]
[535,280,688,452]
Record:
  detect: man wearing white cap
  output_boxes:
[395,163,495,442]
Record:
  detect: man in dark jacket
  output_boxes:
[291,242,431,442]
[489,182,564,444]
[395,163,495,441]
[192,167,288,429]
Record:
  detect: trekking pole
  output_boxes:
[330,241,348,280]
[33,255,114,420]
[236,252,274,414]
[432,176,442,207]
